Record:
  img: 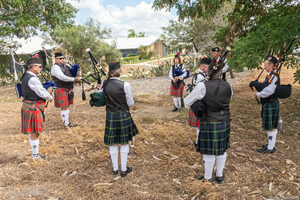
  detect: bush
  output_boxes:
[149,60,172,77]
[127,53,137,57]
[128,67,148,79]
[123,56,140,64]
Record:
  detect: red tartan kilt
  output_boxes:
[188,110,200,127]
[21,100,45,134]
[170,82,184,97]
[54,87,73,108]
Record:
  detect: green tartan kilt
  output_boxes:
[104,111,139,146]
[261,101,279,131]
[196,121,230,156]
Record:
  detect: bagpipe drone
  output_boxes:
[7,45,57,102]
[249,36,298,104]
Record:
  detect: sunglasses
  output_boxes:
[57,57,65,60]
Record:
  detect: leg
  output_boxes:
[109,145,119,174]
[267,129,277,150]
[61,106,69,126]
[215,152,227,183]
[120,144,132,177]
[172,98,178,111]
[30,132,40,159]
[195,154,215,180]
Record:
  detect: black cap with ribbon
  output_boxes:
[212,47,220,52]
[200,57,212,65]
[55,52,63,58]
[109,61,120,71]
[266,55,278,65]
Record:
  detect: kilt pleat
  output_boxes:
[104,111,139,146]
[21,100,45,134]
[170,82,184,97]
[261,101,279,130]
[196,121,230,156]
[54,87,73,108]
[188,109,200,127]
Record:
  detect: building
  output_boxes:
[105,36,168,57]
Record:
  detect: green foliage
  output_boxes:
[127,53,138,57]
[138,46,154,60]
[0,0,77,38]
[127,29,146,38]
[149,60,172,77]
[154,0,300,82]
[46,18,122,75]
[128,67,148,79]
[138,32,145,37]
[123,56,140,64]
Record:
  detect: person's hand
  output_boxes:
[77,71,82,77]
[173,78,177,83]
[74,77,81,82]
[252,92,258,99]
[175,77,179,81]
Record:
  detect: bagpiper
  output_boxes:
[212,47,229,81]
[21,57,53,160]
[100,62,139,177]
[252,56,279,153]
[50,52,81,130]
[169,53,187,111]
[184,61,232,184]
[188,58,211,145]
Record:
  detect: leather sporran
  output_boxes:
[68,90,74,99]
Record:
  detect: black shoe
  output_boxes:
[32,154,47,160]
[172,107,178,112]
[216,174,225,184]
[120,166,132,177]
[194,175,211,182]
[262,144,276,150]
[257,146,275,153]
[68,122,78,127]
[112,169,118,175]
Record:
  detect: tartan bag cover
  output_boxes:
[104,111,139,146]
[21,100,45,134]
[188,109,200,127]
[54,87,73,108]
[196,121,230,156]
[261,101,279,131]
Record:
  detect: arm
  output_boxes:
[179,64,187,78]
[222,63,229,73]
[229,83,233,99]
[51,65,75,82]
[257,76,278,98]
[28,77,53,101]
[184,82,206,109]
[98,79,106,92]
[124,82,134,107]
[169,66,173,80]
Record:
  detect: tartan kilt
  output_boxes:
[170,82,184,97]
[196,121,230,156]
[54,87,73,108]
[188,109,200,127]
[104,111,139,146]
[21,100,45,134]
[261,101,279,130]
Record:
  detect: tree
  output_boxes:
[46,18,122,74]
[0,0,77,38]
[138,32,145,37]
[153,0,300,82]
[160,34,166,40]
[128,29,137,38]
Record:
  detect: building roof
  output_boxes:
[104,36,165,50]
[5,37,60,55]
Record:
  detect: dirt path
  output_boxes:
[0,69,299,199]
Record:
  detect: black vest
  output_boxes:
[104,79,129,112]
[200,79,231,122]
[260,72,280,104]
[21,72,45,102]
[52,63,74,88]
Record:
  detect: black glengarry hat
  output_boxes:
[175,52,180,58]
[266,55,278,65]
[26,57,43,67]
[212,47,220,52]
[109,61,120,71]
[200,57,212,65]
[55,52,63,58]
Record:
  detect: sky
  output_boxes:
[65,0,178,38]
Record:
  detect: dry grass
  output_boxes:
[0,67,299,199]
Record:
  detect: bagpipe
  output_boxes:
[6,46,57,106]
[249,36,298,104]
[80,48,107,101]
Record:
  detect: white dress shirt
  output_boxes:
[169,64,187,80]
[257,73,278,98]
[196,69,206,83]
[184,81,233,109]
[217,57,229,73]
[27,71,53,101]
[51,64,75,82]
[99,77,134,107]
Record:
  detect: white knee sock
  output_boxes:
[203,154,215,180]
[109,146,119,171]
[173,98,178,108]
[196,127,200,144]
[177,97,181,108]
[267,129,277,150]
[120,145,129,172]
[29,138,39,158]
[61,109,69,125]
[216,152,227,177]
